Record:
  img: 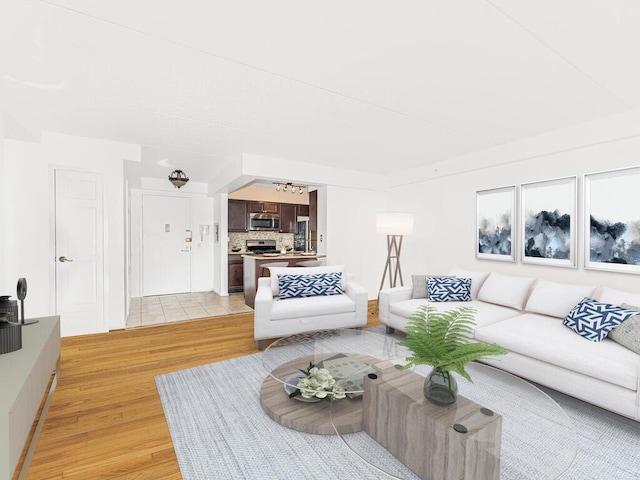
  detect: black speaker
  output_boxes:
[0,297,22,354]
[0,295,18,323]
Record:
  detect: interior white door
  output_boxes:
[54,169,105,336]
[142,195,191,296]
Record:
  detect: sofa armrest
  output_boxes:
[254,277,275,340]
[344,278,368,325]
[378,286,413,323]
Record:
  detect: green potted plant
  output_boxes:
[399,305,508,405]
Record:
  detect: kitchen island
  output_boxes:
[242,253,326,308]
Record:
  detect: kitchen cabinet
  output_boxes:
[309,190,318,250]
[228,255,244,292]
[279,203,297,233]
[228,200,248,232]
[297,204,309,217]
[249,202,279,213]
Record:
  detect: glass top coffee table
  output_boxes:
[260,328,577,479]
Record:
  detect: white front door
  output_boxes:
[54,169,105,336]
[142,194,191,296]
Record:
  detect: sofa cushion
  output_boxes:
[475,313,639,391]
[607,303,640,355]
[270,293,355,321]
[389,299,519,329]
[278,272,343,299]
[411,274,452,299]
[269,265,345,296]
[525,280,596,318]
[563,298,638,342]
[477,273,536,310]
[447,268,490,299]
[598,287,640,307]
[427,277,471,302]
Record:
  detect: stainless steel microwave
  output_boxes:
[249,212,280,231]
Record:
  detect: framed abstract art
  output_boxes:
[584,166,640,274]
[476,186,516,262]
[520,176,577,267]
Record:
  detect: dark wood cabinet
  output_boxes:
[309,190,318,251]
[264,202,279,213]
[279,203,297,233]
[297,204,309,217]
[230,199,310,235]
[228,255,244,292]
[309,190,317,231]
[228,200,248,232]
[249,202,279,213]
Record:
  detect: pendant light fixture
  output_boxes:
[168,170,189,188]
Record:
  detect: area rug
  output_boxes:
[156,341,640,479]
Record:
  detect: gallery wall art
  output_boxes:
[476,186,515,262]
[520,176,577,268]
[584,167,640,274]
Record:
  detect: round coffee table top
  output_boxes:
[260,328,577,479]
[261,329,396,435]
[260,354,380,435]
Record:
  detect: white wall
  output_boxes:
[3,140,50,317]
[129,189,143,297]
[212,192,228,295]
[191,196,214,292]
[324,186,387,299]
[3,132,140,330]
[0,112,6,295]
[388,117,640,295]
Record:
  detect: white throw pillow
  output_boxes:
[477,273,536,310]
[525,280,596,318]
[447,268,490,299]
[268,265,346,296]
[598,287,640,307]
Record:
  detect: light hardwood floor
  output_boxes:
[19,304,380,479]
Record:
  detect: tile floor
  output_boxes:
[127,291,253,328]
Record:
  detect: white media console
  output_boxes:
[0,316,60,480]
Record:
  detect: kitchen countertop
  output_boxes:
[241,253,325,259]
[241,253,327,308]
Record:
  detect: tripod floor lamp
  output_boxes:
[376,212,414,294]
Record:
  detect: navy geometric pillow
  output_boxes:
[563,297,638,342]
[278,272,343,300]
[427,277,472,302]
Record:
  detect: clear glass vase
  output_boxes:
[424,367,458,405]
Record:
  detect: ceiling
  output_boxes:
[2,0,639,184]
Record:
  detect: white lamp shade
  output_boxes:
[376,212,414,235]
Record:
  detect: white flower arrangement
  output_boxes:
[289,362,346,401]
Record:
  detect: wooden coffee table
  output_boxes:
[260,354,379,435]
[259,328,577,479]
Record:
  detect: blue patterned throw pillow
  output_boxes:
[427,277,472,302]
[278,272,343,299]
[563,297,638,342]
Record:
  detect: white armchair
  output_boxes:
[254,266,368,349]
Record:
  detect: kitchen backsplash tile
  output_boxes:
[229,232,294,252]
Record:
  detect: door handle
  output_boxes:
[59,256,74,262]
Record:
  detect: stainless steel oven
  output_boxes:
[249,212,280,231]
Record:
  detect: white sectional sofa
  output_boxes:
[378,268,640,422]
